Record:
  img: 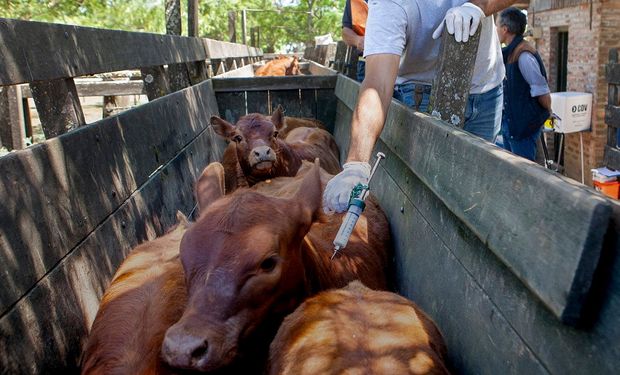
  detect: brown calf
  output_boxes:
[81,213,190,375]
[255,56,300,76]
[161,161,391,373]
[212,105,341,190]
[269,281,450,375]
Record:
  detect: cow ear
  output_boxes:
[195,162,226,214]
[211,116,236,139]
[292,159,323,228]
[271,105,285,130]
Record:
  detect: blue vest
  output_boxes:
[502,38,550,140]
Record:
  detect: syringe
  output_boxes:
[331,152,385,260]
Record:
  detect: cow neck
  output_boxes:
[230,142,250,189]
[271,139,303,178]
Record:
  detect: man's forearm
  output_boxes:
[537,93,552,112]
[469,0,519,16]
[342,27,362,49]
[347,54,400,163]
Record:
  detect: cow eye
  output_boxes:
[272,131,279,138]
[232,134,243,143]
[259,256,278,272]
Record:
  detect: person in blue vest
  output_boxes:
[497,7,552,161]
[342,0,368,83]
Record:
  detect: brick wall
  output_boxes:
[530,0,620,185]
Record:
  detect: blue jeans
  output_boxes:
[463,84,503,143]
[356,60,366,83]
[393,82,431,112]
[501,124,542,161]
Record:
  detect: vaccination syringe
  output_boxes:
[331,152,385,260]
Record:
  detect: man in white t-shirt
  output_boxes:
[323,0,518,213]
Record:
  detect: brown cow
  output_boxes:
[81,212,190,375]
[212,105,341,190]
[161,160,391,373]
[255,56,301,76]
[269,281,450,375]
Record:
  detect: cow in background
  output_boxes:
[255,55,301,76]
[81,213,190,375]
[212,105,341,190]
[269,281,450,375]
[161,160,391,373]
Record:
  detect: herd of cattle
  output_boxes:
[80,105,451,374]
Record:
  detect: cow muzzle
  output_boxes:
[248,146,276,171]
[161,324,236,372]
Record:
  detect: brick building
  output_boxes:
[525,0,620,185]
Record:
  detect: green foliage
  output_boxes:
[1,0,345,51]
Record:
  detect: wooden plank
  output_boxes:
[375,141,620,374]
[298,89,317,118]
[369,155,548,375]
[307,61,338,76]
[335,99,620,374]
[428,30,480,126]
[315,88,338,136]
[246,91,269,115]
[0,85,26,150]
[203,38,256,59]
[606,63,620,85]
[270,90,302,117]
[213,64,255,79]
[0,129,215,374]
[335,75,613,323]
[211,75,337,92]
[21,80,146,98]
[0,18,207,86]
[29,78,86,138]
[140,66,171,101]
[0,79,219,316]
[606,104,620,129]
[604,145,620,171]
[216,91,247,124]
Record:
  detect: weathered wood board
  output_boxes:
[334,79,620,374]
[0,80,220,317]
[335,75,613,324]
[0,129,217,373]
[0,18,207,86]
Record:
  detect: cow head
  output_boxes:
[161,161,322,372]
[211,106,287,179]
[285,56,300,76]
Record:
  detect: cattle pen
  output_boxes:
[1,18,620,375]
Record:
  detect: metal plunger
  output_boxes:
[331,152,385,260]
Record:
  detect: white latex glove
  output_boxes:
[322,162,371,214]
[432,2,485,43]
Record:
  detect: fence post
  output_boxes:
[29,78,86,139]
[0,85,26,150]
[141,66,171,101]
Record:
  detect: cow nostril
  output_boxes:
[190,340,209,361]
[265,149,271,155]
[254,151,260,157]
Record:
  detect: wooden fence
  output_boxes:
[0,18,262,151]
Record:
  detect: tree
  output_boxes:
[1,0,345,52]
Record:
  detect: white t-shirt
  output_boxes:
[364,0,505,94]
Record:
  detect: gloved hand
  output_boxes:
[432,2,486,43]
[322,161,371,214]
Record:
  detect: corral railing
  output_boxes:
[0,18,262,151]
